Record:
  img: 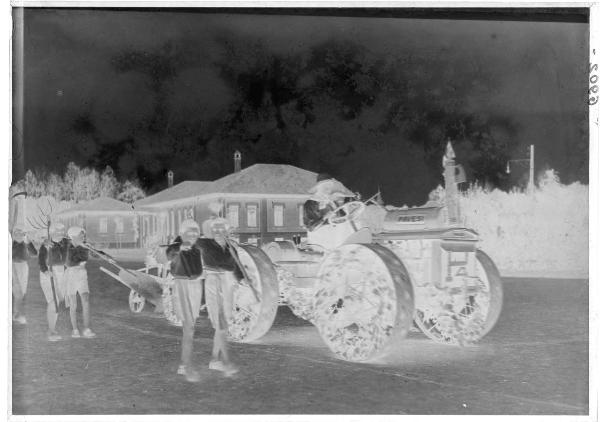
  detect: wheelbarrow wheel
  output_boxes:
[128,290,146,313]
[228,244,279,343]
[313,243,414,362]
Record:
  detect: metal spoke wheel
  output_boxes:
[312,244,414,362]
[229,244,279,342]
[414,250,503,345]
[128,290,146,313]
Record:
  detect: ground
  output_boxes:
[11,258,589,415]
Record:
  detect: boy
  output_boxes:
[197,217,243,377]
[38,223,69,341]
[65,226,96,339]
[166,219,204,382]
[12,226,38,324]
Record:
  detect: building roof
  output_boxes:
[57,197,134,214]
[205,164,318,195]
[135,181,211,207]
[135,164,319,207]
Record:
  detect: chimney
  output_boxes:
[167,170,174,188]
[234,150,242,173]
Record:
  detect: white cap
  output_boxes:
[179,219,200,235]
[50,222,66,234]
[12,225,25,236]
[208,201,223,215]
[210,217,231,235]
[308,179,355,202]
[67,226,85,239]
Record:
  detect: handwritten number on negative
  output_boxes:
[590,63,599,105]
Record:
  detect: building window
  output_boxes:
[273,203,284,227]
[227,204,239,228]
[99,217,108,234]
[115,217,124,234]
[247,204,258,228]
[298,204,304,228]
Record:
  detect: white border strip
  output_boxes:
[588,5,599,422]
[8,1,595,7]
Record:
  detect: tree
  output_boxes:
[99,166,120,198]
[117,180,146,204]
[15,162,146,204]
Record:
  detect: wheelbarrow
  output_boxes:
[84,243,183,326]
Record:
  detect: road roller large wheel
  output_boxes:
[414,249,503,345]
[228,244,280,342]
[312,244,414,362]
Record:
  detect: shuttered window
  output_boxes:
[227,204,240,228]
[99,218,108,233]
[247,204,258,228]
[273,204,284,227]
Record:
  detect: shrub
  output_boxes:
[456,169,588,275]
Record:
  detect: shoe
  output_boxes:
[222,363,239,377]
[177,365,200,382]
[71,329,81,338]
[48,332,62,342]
[208,360,225,371]
[13,316,27,325]
[185,368,201,383]
[82,328,96,338]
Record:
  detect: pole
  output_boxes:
[529,144,535,193]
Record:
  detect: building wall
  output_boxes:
[139,195,310,247]
[57,212,138,248]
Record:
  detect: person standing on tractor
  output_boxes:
[11,226,38,325]
[196,217,243,377]
[166,219,204,382]
[303,174,358,250]
[65,226,96,339]
[38,222,69,341]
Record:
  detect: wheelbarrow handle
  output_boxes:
[82,243,138,278]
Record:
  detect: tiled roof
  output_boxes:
[205,164,318,195]
[135,181,211,207]
[135,164,318,207]
[57,197,134,214]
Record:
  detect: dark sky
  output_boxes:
[14,8,589,203]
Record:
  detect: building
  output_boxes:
[134,181,211,247]
[135,161,318,247]
[55,196,142,248]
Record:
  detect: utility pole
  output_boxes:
[506,144,535,193]
[528,144,535,193]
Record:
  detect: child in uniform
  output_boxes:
[12,226,38,324]
[65,226,96,339]
[38,222,69,341]
[166,219,204,382]
[197,217,243,377]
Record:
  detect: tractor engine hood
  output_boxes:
[382,204,444,232]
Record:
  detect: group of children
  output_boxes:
[12,212,245,383]
[12,223,96,340]
[162,216,242,382]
